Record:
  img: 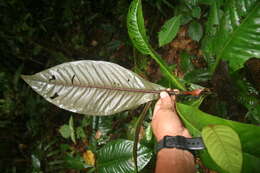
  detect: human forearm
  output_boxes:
[155,148,196,173]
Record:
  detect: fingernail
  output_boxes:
[160,91,169,98]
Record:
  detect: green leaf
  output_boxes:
[69,116,76,144]
[21,60,164,116]
[59,124,71,139]
[207,0,260,72]
[180,15,192,25]
[127,0,186,90]
[204,1,219,37]
[188,96,205,108]
[191,6,201,19]
[76,127,86,139]
[188,21,203,42]
[96,139,152,173]
[202,125,242,173]
[201,1,220,68]
[158,15,181,47]
[145,123,152,142]
[176,103,260,172]
[127,0,151,55]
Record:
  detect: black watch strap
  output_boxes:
[157,136,205,152]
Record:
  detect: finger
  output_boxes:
[153,99,162,117]
[160,91,174,110]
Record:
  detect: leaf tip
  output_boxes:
[21,74,29,81]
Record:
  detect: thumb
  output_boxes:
[160,91,174,110]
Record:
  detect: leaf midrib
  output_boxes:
[209,126,234,169]
[32,79,164,94]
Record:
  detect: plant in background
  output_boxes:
[21,0,260,173]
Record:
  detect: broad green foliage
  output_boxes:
[176,103,260,172]
[22,61,164,116]
[127,0,151,55]
[158,15,181,47]
[96,139,152,173]
[203,0,260,72]
[202,125,242,173]
[127,0,186,90]
[188,21,203,42]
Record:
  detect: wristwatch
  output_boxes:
[157,135,205,152]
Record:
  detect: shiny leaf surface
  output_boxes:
[127,0,151,55]
[22,60,164,116]
[202,125,242,173]
[96,139,152,173]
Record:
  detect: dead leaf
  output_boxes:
[83,150,95,166]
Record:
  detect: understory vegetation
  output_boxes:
[1,0,259,172]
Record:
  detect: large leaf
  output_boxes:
[158,15,181,47]
[176,103,260,172]
[203,0,260,72]
[127,0,151,55]
[22,60,164,116]
[96,139,152,173]
[127,0,186,90]
[202,125,242,173]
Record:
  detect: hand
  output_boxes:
[152,91,191,141]
[152,91,196,173]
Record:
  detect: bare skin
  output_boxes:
[152,91,196,173]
